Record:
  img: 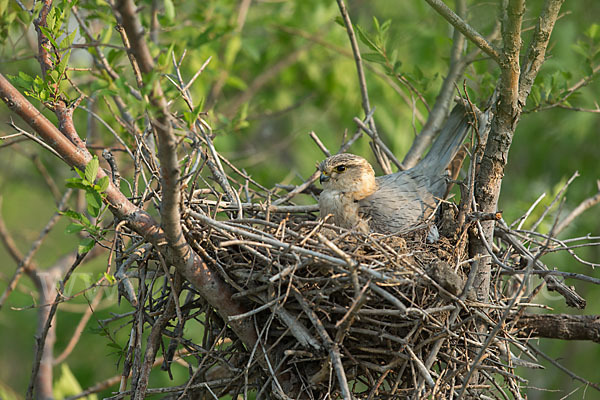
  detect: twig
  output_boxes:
[309,131,331,157]
[424,0,501,63]
[53,289,103,364]
[402,0,467,168]
[336,0,391,174]
[292,286,352,399]
[554,181,600,235]
[353,116,403,170]
[0,189,72,310]
[26,253,89,400]
[527,343,600,392]
[530,171,579,232]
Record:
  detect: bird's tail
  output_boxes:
[419,102,471,174]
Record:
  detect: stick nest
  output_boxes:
[132,193,532,399]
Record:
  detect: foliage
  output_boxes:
[0,0,598,398]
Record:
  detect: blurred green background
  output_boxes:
[0,0,598,398]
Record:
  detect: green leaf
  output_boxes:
[97,176,110,193]
[354,24,379,52]
[39,26,58,49]
[106,49,123,65]
[63,209,91,227]
[157,42,175,70]
[56,49,71,77]
[586,23,600,40]
[104,272,117,284]
[65,223,85,234]
[18,71,33,83]
[225,75,247,90]
[224,34,242,68]
[62,29,77,49]
[85,190,102,217]
[62,209,83,221]
[53,364,96,400]
[73,167,85,180]
[164,0,175,23]
[334,16,345,28]
[78,237,95,254]
[85,157,99,183]
[362,52,387,64]
[372,16,380,32]
[65,178,88,190]
[380,19,392,34]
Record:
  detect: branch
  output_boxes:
[424,0,501,63]
[113,0,182,251]
[470,0,526,304]
[336,0,392,174]
[513,314,600,343]
[0,189,72,310]
[0,72,259,357]
[554,181,600,235]
[518,0,567,105]
[402,0,467,168]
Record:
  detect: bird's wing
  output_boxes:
[359,170,443,233]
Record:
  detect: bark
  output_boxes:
[0,72,258,355]
[514,314,600,343]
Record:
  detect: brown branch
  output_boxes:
[133,275,179,399]
[518,0,567,105]
[113,0,182,248]
[0,72,259,358]
[402,0,467,169]
[336,0,391,174]
[53,289,103,365]
[471,0,526,304]
[424,0,501,63]
[527,343,600,392]
[513,314,600,343]
[494,224,586,309]
[26,252,85,400]
[554,181,600,235]
[293,286,351,399]
[0,189,72,310]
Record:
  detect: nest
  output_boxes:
[106,138,589,399]
[116,190,537,399]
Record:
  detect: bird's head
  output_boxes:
[318,153,377,199]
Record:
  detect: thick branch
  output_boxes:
[114,0,182,251]
[513,314,600,343]
[471,0,525,303]
[0,73,258,354]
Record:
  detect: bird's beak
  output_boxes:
[319,172,330,184]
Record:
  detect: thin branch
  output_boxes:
[424,0,501,63]
[518,0,567,105]
[0,189,72,310]
[402,0,467,168]
[554,181,600,235]
[26,253,88,400]
[0,72,260,363]
[336,0,391,174]
[528,343,600,392]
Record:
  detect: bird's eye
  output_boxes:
[335,165,346,172]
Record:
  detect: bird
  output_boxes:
[318,103,471,235]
